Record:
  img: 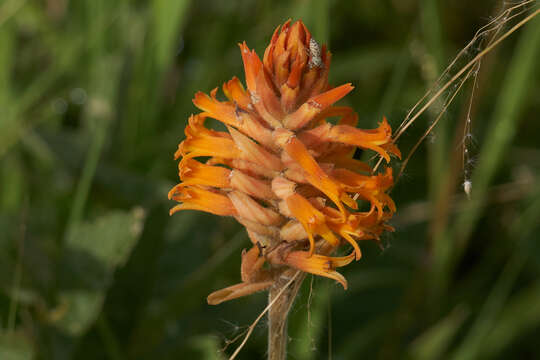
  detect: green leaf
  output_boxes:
[54,208,145,336]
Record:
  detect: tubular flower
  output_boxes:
[169,20,400,305]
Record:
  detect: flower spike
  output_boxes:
[169,20,399,304]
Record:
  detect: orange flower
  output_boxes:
[169,20,400,305]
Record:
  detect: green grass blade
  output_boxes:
[409,305,468,360]
[152,0,191,70]
[450,179,540,360]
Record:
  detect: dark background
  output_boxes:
[1,0,540,359]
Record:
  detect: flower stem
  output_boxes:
[268,271,306,360]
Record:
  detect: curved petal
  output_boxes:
[285,193,339,255]
[284,83,354,130]
[281,251,355,289]
[207,281,273,305]
[169,187,236,217]
[327,117,400,162]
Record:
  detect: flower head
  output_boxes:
[169,20,400,305]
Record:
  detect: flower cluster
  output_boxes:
[169,20,400,305]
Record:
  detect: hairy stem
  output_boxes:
[268,271,306,360]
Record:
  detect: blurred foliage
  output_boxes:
[1,0,540,359]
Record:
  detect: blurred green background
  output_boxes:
[1,0,540,359]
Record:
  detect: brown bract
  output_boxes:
[168,20,400,305]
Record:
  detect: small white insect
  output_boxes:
[308,38,322,69]
[463,180,472,199]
